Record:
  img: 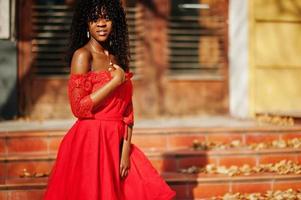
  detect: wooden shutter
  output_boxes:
[126,1,143,74]
[32,4,72,76]
[168,0,228,77]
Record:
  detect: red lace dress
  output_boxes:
[43,71,176,200]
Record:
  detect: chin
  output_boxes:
[95,36,109,42]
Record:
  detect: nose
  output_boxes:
[96,18,107,27]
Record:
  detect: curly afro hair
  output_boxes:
[67,0,130,72]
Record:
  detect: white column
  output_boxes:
[229,0,249,118]
[0,0,10,39]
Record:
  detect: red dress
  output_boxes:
[43,70,176,200]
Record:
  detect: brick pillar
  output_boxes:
[17,0,34,117]
[135,0,170,117]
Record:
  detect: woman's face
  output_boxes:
[88,13,112,42]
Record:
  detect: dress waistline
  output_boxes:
[94,115,123,121]
[88,115,130,140]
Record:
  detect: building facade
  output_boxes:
[0,0,300,120]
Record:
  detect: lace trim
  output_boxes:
[68,71,134,119]
[68,74,94,118]
[123,100,134,140]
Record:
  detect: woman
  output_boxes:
[43,0,176,199]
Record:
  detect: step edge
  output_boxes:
[1,173,301,190]
[1,126,301,137]
[1,148,301,161]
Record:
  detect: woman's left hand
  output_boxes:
[120,147,130,179]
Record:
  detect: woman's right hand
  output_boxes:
[109,64,125,85]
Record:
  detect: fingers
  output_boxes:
[113,64,122,70]
[110,64,125,83]
[122,168,128,178]
[122,168,126,178]
[113,64,125,81]
[120,169,125,178]
[120,165,129,179]
[108,66,116,71]
[124,170,128,178]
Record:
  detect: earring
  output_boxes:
[87,31,90,38]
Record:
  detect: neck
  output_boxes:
[89,37,106,53]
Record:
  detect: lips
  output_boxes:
[96,30,107,36]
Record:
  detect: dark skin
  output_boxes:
[70,15,132,179]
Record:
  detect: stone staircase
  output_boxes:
[1,123,301,199]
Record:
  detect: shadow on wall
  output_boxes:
[133,0,169,116]
[10,0,73,120]
[0,40,18,120]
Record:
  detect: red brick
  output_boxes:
[219,156,257,167]
[149,158,177,172]
[170,185,188,199]
[192,183,229,198]
[49,160,55,168]
[7,190,45,200]
[132,135,167,150]
[49,137,63,152]
[297,155,301,164]
[206,134,243,144]
[259,155,297,164]
[232,182,271,193]
[168,135,206,149]
[0,139,5,154]
[281,133,301,140]
[245,134,280,144]
[7,161,51,177]
[273,180,301,190]
[0,163,6,177]
[0,177,4,185]
[0,191,7,200]
[7,137,47,153]
[178,156,217,169]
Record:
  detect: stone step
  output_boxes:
[169,173,301,199]
[1,147,301,178]
[0,173,301,200]
[1,126,301,199]
[1,127,301,154]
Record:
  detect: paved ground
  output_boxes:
[0,115,263,132]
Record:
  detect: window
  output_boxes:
[32,2,72,75]
[168,0,227,77]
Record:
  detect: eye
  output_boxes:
[104,15,111,21]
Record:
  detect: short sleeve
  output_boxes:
[123,72,134,127]
[68,73,94,118]
[123,100,134,127]
[122,99,134,140]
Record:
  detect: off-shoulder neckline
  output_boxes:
[88,70,133,76]
[70,70,133,77]
[88,69,111,75]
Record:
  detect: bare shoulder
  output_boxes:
[70,47,92,74]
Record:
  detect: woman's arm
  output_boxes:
[71,48,125,110]
[120,99,134,179]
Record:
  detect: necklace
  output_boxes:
[89,43,113,67]
[103,50,113,66]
